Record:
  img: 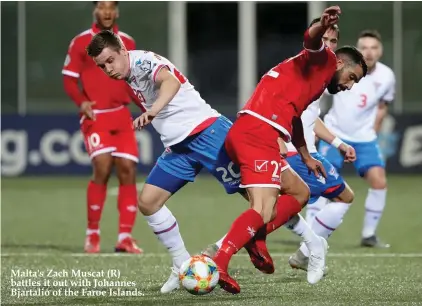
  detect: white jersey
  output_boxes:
[127,50,220,147]
[286,99,321,153]
[324,62,395,142]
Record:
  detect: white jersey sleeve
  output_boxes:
[127,50,219,147]
[379,69,395,103]
[324,62,395,142]
[286,99,321,153]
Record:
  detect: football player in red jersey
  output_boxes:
[212,6,367,294]
[62,1,143,254]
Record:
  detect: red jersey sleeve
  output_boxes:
[303,29,332,66]
[62,37,84,78]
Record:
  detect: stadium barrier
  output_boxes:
[1,114,421,176]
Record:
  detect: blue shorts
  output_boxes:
[286,153,345,204]
[146,116,241,194]
[318,139,385,177]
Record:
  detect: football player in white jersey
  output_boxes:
[316,30,395,248]
[87,31,244,293]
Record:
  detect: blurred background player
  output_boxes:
[316,30,395,248]
[86,31,244,293]
[62,1,142,253]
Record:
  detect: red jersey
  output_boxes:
[240,31,337,142]
[62,23,136,110]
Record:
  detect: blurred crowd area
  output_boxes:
[2,1,422,116]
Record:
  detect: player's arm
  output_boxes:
[314,118,356,162]
[133,67,181,128]
[304,6,340,62]
[62,39,96,120]
[150,68,181,115]
[374,102,389,134]
[292,117,327,178]
[375,73,395,134]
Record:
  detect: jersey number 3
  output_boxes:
[358,94,367,108]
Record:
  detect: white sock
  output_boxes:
[284,214,303,236]
[286,214,321,254]
[86,229,100,235]
[118,233,131,242]
[306,197,328,224]
[300,202,351,257]
[216,235,227,248]
[362,188,387,238]
[145,205,190,268]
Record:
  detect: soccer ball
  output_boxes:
[179,255,219,295]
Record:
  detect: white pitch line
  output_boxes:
[1,253,422,258]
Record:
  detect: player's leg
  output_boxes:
[291,183,354,272]
[353,140,389,247]
[283,153,349,275]
[309,140,345,223]
[139,150,197,293]
[112,128,143,253]
[81,119,117,253]
[210,116,319,293]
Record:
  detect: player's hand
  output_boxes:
[303,156,327,178]
[80,101,96,121]
[339,143,356,163]
[277,137,288,158]
[321,6,341,27]
[133,111,156,130]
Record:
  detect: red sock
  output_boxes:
[118,184,138,235]
[266,195,302,235]
[215,209,264,271]
[87,181,107,232]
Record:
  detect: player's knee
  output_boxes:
[370,177,387,190]
[116,159,137,185]
[137,191,166,216]
[290,184,310,208]
[340,187,355,204]
[260,207,274,224]
[91,155,113,184]
[92,165,112,185]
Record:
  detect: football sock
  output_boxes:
[214,209,264,271]
[117,184,138,239]
[266,194,303,235]
[362,188,387,238]
[145,205,190,268]
[300,202,351,257]
[306,197,328,224]
[284,214,321,257]
[87,181,107,233]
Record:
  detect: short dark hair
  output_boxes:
[93,1,118,5]
[335,46,368,77]
[358,29,382,42]
[309,17,340,40]
[86,30,122,57]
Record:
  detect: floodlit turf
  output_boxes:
[2,175,422,305]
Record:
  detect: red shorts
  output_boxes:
[225,114,290,189]
[80,106,139,162]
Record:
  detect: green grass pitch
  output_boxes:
[2,175,422,305]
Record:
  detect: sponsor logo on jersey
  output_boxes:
[316,175,326,185]
[254,160,268,172]
[329,165,339,179]
[135,59,152,72]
